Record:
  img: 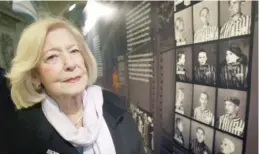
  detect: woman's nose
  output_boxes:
[63,52,76,71]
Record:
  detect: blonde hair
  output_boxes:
[6,17,97,109]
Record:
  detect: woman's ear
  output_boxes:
[31,70,43,92]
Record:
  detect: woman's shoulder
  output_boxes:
[6,103,52,153]
[10,103,52,133]
[14,103,44,123]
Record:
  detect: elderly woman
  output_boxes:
[5,18,144,154]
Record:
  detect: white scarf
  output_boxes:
[42,85,116,154]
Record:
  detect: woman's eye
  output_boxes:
[47,55,57,60]
[71,49,79,53]
[46,55,59,63]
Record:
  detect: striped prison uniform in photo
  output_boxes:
[194,106,215,126]
[190,139,211,154]
[220,63,248,89]
[194,64,216,85]
[220,14,251,39]
[126,1,151,52]
[174,128,184,145]
[194,25,218,43]
[175,31,187,46]
[176,65,189,81]
[218,114,245,137]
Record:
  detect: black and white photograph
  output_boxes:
[214,131,243,154]
[193,1,219,43]
[157,1,175,51]
[175,82,193,117]
[174,0,201,12]
[220,0,252,39]
[174,114,191,148]
[176,47,192,82]
[190,121,214,154]
[143,113,154,153]
[193,85,216,126]
[219,37,250,90]
[174,7,193,46]
[130,105,154,153]
[193,43,217,85]
[217,88,247,137]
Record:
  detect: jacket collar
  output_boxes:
[102,89,126,128]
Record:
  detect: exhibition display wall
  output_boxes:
[86,1,257,154]
[172,0,255,154]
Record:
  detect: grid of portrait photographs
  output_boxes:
[130,104,154,153]
[173,0,254,153]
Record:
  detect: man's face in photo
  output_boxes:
[220,138,235,154]
[200,93,208,110]
[177,121,184,132]
[225,100,239,115]
[200,8,209,25]
[177,89,185,102]
[198,51,208,65]
[178,54,186,65]
[229,0,242,17]
[176,18,184,32]
[196,128,205,143]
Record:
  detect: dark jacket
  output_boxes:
[0,68,15,116]
[4,89,145,154]
[0,68,15,152]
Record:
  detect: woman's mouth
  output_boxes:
[64,76,81,83]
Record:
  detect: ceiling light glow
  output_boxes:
[69,4,76,12]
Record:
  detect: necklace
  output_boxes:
[74,106,84,126]
[74,114,83,126]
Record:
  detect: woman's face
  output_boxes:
[36,28,88,97]
[226,50,239,64]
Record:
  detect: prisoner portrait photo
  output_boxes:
[193,85,216,126]
[174,7,193,46]
[214,131,243,154]
[193,0,219,43]
[217,88,247,137]
[220,0,252,39]
[174,114,191,148]
[175,82,193,117]
[193,43,217,86]
[219,37,250,90]
[176,47,192,82]
[190,121,214,154]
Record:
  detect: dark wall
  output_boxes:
[245,3,258,153]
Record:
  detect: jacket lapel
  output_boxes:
[103,97,130,154]
[103,110,131,154]
[37,108,80,154]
